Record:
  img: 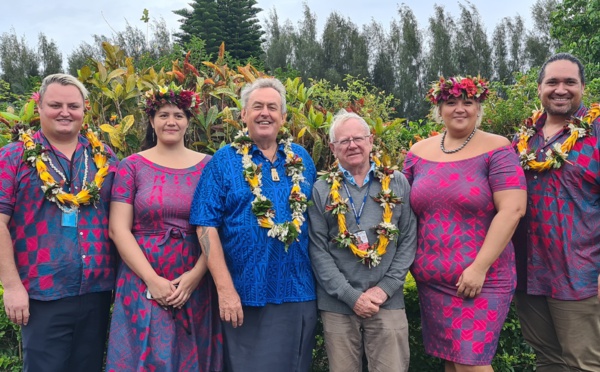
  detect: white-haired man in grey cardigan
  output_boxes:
[308,111,417,372]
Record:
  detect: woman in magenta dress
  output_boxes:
[402,76,527,371]
[106,85,222,371]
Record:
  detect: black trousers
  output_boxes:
[22,291,112,372]
[223,300,317,372]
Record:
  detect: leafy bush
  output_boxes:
[0,284,22,372]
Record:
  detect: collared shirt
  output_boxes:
[0,131,118,301]
[190,142,317,306]
[338,162,376,186]
[512,105,600,300]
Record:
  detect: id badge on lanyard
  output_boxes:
[61,209,78,227]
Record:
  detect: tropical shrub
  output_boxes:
[0,284,22,372]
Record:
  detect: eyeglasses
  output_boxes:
[332,135,371,147]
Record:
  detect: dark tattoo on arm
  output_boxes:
[197,226,211,259]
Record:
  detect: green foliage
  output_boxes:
[174,0,265,61]
[550,0,600,72]
[482,70,540,138]
[0,285,23,371]
[0,30,42,95]
[321,13,369,87]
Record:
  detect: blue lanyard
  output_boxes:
[342,179,371,228]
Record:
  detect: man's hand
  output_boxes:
[218,287,243,328]
[353,293,380,318]
[3,283,29,325]
[365,286,388,306]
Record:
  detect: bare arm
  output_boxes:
[196,226,243,327]
[457,189,527,298]
[0,213,29,325]
[109,202,175,307]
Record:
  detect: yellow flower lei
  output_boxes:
[231,130,310,251]
[19,127,110,211]
[517,104,599,171]
[322,151,402,268]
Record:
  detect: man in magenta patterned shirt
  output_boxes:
[0,74,117,372]
[513,53,600,371]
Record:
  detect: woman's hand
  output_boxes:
[456,264,487,298]
[146,276,176,307]
[167,270,203,309]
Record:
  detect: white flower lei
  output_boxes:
[231,130,310,251]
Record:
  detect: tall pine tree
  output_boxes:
[174,0,264,60]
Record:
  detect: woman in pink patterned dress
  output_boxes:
[105,85,222,371]
[402,76,526,371]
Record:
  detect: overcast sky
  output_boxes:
[1,0,537,60]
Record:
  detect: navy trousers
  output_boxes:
[22,291,112,372]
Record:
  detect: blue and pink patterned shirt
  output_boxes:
[512,105,600,300]
[189,142,316,306]
[0,131,118,301]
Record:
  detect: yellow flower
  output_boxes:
[338,215,347,232]
[95,166,109,188]
[258,217,273,228]
[381,176,390,191]
[76,190,92,204]
[39,170,56,184]
[382,205,392,222]
[36,159,48,174]
[57,193,79,206]
[377,236,389,255]
[292,218,302,232]
[248,175,260,188]
[94,153,107,169]
[291,184,300,194]
[349,244,368,258]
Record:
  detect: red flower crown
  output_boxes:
[143,83,201,115]
[426,76,489,104]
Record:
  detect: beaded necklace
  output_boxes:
[440,128,476,154]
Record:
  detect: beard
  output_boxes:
[543,98,580,118]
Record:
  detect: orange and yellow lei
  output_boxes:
[516,104,599,171]
[19,126,110,210]
[322,151,402,268]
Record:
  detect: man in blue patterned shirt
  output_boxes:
[190,78,317,371]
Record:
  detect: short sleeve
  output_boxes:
[0,143,21,216]
[401,152,417,186]
[110,154,138,204]
[189,149,226,227]
[488,146,527,193]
